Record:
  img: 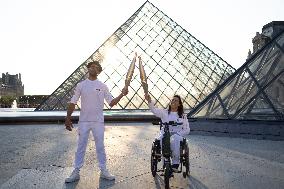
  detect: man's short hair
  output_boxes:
[86,61,102,74]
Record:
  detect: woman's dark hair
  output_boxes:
[168,95,184,118]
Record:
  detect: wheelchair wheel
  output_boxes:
[164,162,170,189]
[183,142,190,178]
[151,143,158,177]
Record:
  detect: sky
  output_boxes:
[0,0,283,95]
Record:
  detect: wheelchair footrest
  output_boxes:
[173,170,182,173]
[160,173,174,178]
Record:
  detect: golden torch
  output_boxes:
[138,56,148,94]
[125,53,137,87]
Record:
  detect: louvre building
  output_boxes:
[36,2,284,121]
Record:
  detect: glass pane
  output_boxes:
[264,73,284,111]
[192,98,212,117]
[276,32,284,47]
[235,94,278,120]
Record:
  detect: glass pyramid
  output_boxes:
[188,31,284,120]
[35,1,235,111]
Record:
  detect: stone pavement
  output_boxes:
[0,123,283,189]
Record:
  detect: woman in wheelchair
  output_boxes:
[145,93,190,172]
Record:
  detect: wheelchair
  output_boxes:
[151,121,190,189]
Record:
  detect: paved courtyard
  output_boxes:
[0,123,284,189]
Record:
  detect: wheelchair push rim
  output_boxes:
[182,143,190,178]
[151,143,158,177]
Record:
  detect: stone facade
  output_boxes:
[0,72,24,97]
[252,32,270,53]
[247,21,284,59]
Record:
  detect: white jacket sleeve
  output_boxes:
[177,114,190,137]
[148,101,167,121]
[70,83,82,104]
[103,84,114,105]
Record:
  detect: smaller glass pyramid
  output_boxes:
[189,31,284,120]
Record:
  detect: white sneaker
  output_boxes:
[65,169,80,183]
[100,169,115,180]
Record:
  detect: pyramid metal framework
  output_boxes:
[188,31,284,120]
[36,1,235,111]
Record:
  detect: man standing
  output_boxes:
[65,60,128,183]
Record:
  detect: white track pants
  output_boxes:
[74,122,106,171]
[156,132,184,165]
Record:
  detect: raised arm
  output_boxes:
[109,87,128,107]
[145,93,167,119]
